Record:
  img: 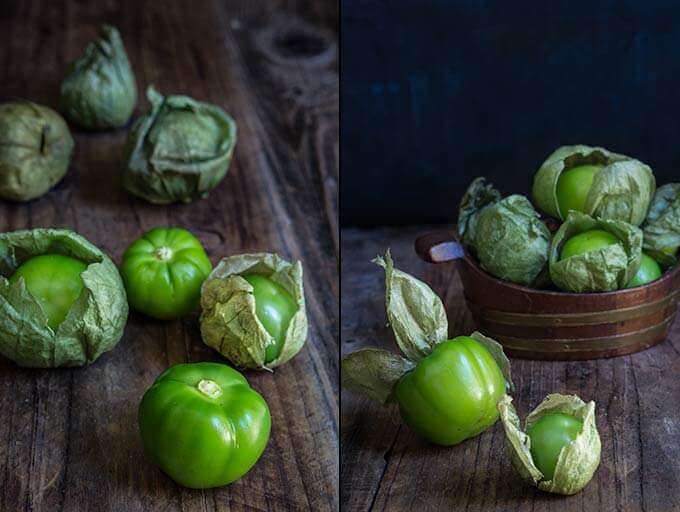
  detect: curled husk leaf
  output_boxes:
[549,211,642,292]
[498,394,601,495]
[60,25,137,129]
[532,145,655,225]
[199,253,307,370]
[341,349,415,403]
[123,86,237,204]
[0,229,129,367]
[457,179,551,287]
[373,250,447,362]
[0,101,74,201]
[642,183,680,268]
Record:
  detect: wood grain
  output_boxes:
[341,226,680,512]
[0,1,338,511]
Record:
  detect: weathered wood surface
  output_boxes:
[0,1,338,511]
[341,227,680,512]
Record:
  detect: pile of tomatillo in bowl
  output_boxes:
[0,25,310,489]
[342,144,679,496]
[458,145,679,292]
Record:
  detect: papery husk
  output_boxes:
[0,101,74,201]
[123,86,237,204]
[341,349,415,404]
[549,211,642,292]
[469,331,514,392]
[0,229,128,367]
[457,177,502,245]
[498,394,601,495]
[60,25,137,129]
[199,253,307,370]
[642,183,680,268]
[532,145,655,225]
[373,250,447,362]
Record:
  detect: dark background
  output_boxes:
[342,1,680,227]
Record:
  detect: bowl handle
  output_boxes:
[415,231,465,263]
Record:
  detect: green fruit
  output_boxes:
[625,253,662,288]
[9,254,87,330]
[560,229,620,261]
[138,362,271,488]
[121,227,212,320]
[555,164,603,218]
[527,413,583,480]
[242,274,298,363]
[394,336,506,446]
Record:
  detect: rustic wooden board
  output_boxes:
[0,1,338,511]
[341,227,680,512]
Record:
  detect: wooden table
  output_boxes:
[0,2,338,511]
[341,227,680,512]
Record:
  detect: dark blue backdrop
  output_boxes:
[342,1,680,227]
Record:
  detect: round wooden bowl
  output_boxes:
[415,231,680,360]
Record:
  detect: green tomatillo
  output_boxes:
[625,253,662,288]
[549,211,642,292]
[9,254,87,330]
[199,253,308,370]
[120,227,212,320]
[532,144,655,225]
[498,394,601,495]
[341,250,513,446]
[138,362,271,489]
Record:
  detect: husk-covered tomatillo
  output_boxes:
[0,229,129,367]
[123,86,237,204]
[199,253,307,370]
[0,101,74,201]
[458,178,551,287]
[498,394,601,495]
[59,25,137,129]
[532,145,655,225]
[642,183,680,269]
[341,250,514,446]
[549,211,642,292]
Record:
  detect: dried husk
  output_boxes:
[60,25,137,129]
[0,101,74,201]
[532,145,655,225]
[341,349,415,403]
[549,211,642,292]
[199,253,307,370]
[123,86,237,204]
[642,183,680,268]
[0,229,128,367]
[457,178,551,287]
[498,394,601,495]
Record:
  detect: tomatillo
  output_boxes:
[527,413,583,480]
[394,336,507,445]
[138,362,271,489]
[242,274,298,362]
[555,164,602,218]
[625,253,662,288]
[560,229,619,260]
[9,254,87,330]
[121,227,212,319]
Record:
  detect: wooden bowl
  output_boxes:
[415,231,680,360]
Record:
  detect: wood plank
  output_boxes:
[0,1,338,511]
[341,226,680,511]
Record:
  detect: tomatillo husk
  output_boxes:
[199,253,307,370]
[498,394,601,495]
[642,183,680,268]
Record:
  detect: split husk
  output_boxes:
[199,253,307,370]
[532,145,655,225]
[642,183,680,268]
[549,211,642,292]
[498,394,601,495]
[0,229,128,367]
